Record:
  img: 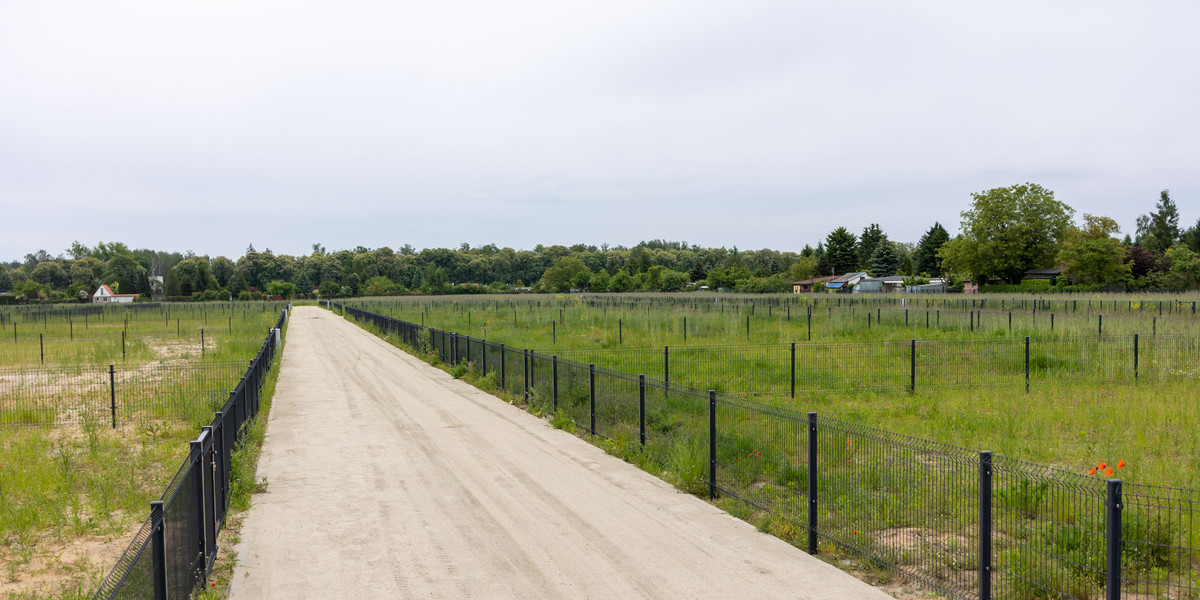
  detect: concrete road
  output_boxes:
[228,306,894,599]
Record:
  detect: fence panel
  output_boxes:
[1121,483,1200,597]
[990,455,1107,599]
[816,416,979,600]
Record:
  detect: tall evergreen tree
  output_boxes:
[868,242,903,277]
[824,227,859,275]
[858,224,886,270]
[1136,189,1181,254]
[1182,218,1200,253]
[914,222,951,277]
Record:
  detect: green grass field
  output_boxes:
[0,302,287,599]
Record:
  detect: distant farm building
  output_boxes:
[92,285,138,304]
[791,276,837,293]
[825,272,868,292]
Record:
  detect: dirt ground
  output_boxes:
[228,307,898,599]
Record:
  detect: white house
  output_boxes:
[92,284,138,304]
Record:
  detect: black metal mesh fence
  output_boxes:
[334,302,1200,600]
[0,362,246,428]
[816,416,980,599]
[990,455,1107,599]
[91,313,285,600]
[1121,483,1200,597]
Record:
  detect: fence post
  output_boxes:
[910,339,916,392]
[807,308,812,341]
[1025,337,1030,394]
[500,344,506,391]
[790,342,796,398]
[663,346,670,392]
[150,500,167,600]
[199,427,216,568]
[1133,334,1139,381]
[1099,314,1103,337]
[979,451,993,600]
[109,364,117,429]
[40,333,43,363]
[523,349,529,403]
[708,390,717,501]
[807,412,818,554]
[638,374,646,447]
[552,356,558,410]
[589,364,596,435]
[190,438,207,585]
[1107,479,1123,600]
[481,342,487,377]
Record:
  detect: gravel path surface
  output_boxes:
[228,306,894,599]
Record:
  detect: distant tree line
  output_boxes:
[3,185,1198,302]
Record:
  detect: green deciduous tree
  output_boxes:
[1135,190,1181,254]
[1057,214,1131,285]
[938,183,1074,284]
[266,280,297,299]
[103,254,150,297]
[824,227,859,275]
[789,256,818,281]
[364,276,395,296]
[1163,246,1200,290]
[609,270,633,292]
[541,257,591,293]
[210,256,235,288]
[658,269,690,292]
[31,262,68,290]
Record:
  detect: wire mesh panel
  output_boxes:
[554,359,593,432]
[91,516,155,600]
[1121,483,1200,597]
[0,364,109,426]
[116,362,246,426]
[672,345,790,398]
[527,352,555,414]
[639,378,708,494]
[990,455,1107,599]
[712,395,810,544]
[917,338,1024,391]
[816,416,979,600]
[794,340,911,393]
[162,452,203,599]
[1141,334,1200,383]
[590,365,640,446]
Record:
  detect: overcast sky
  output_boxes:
[2,1,1198,261]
